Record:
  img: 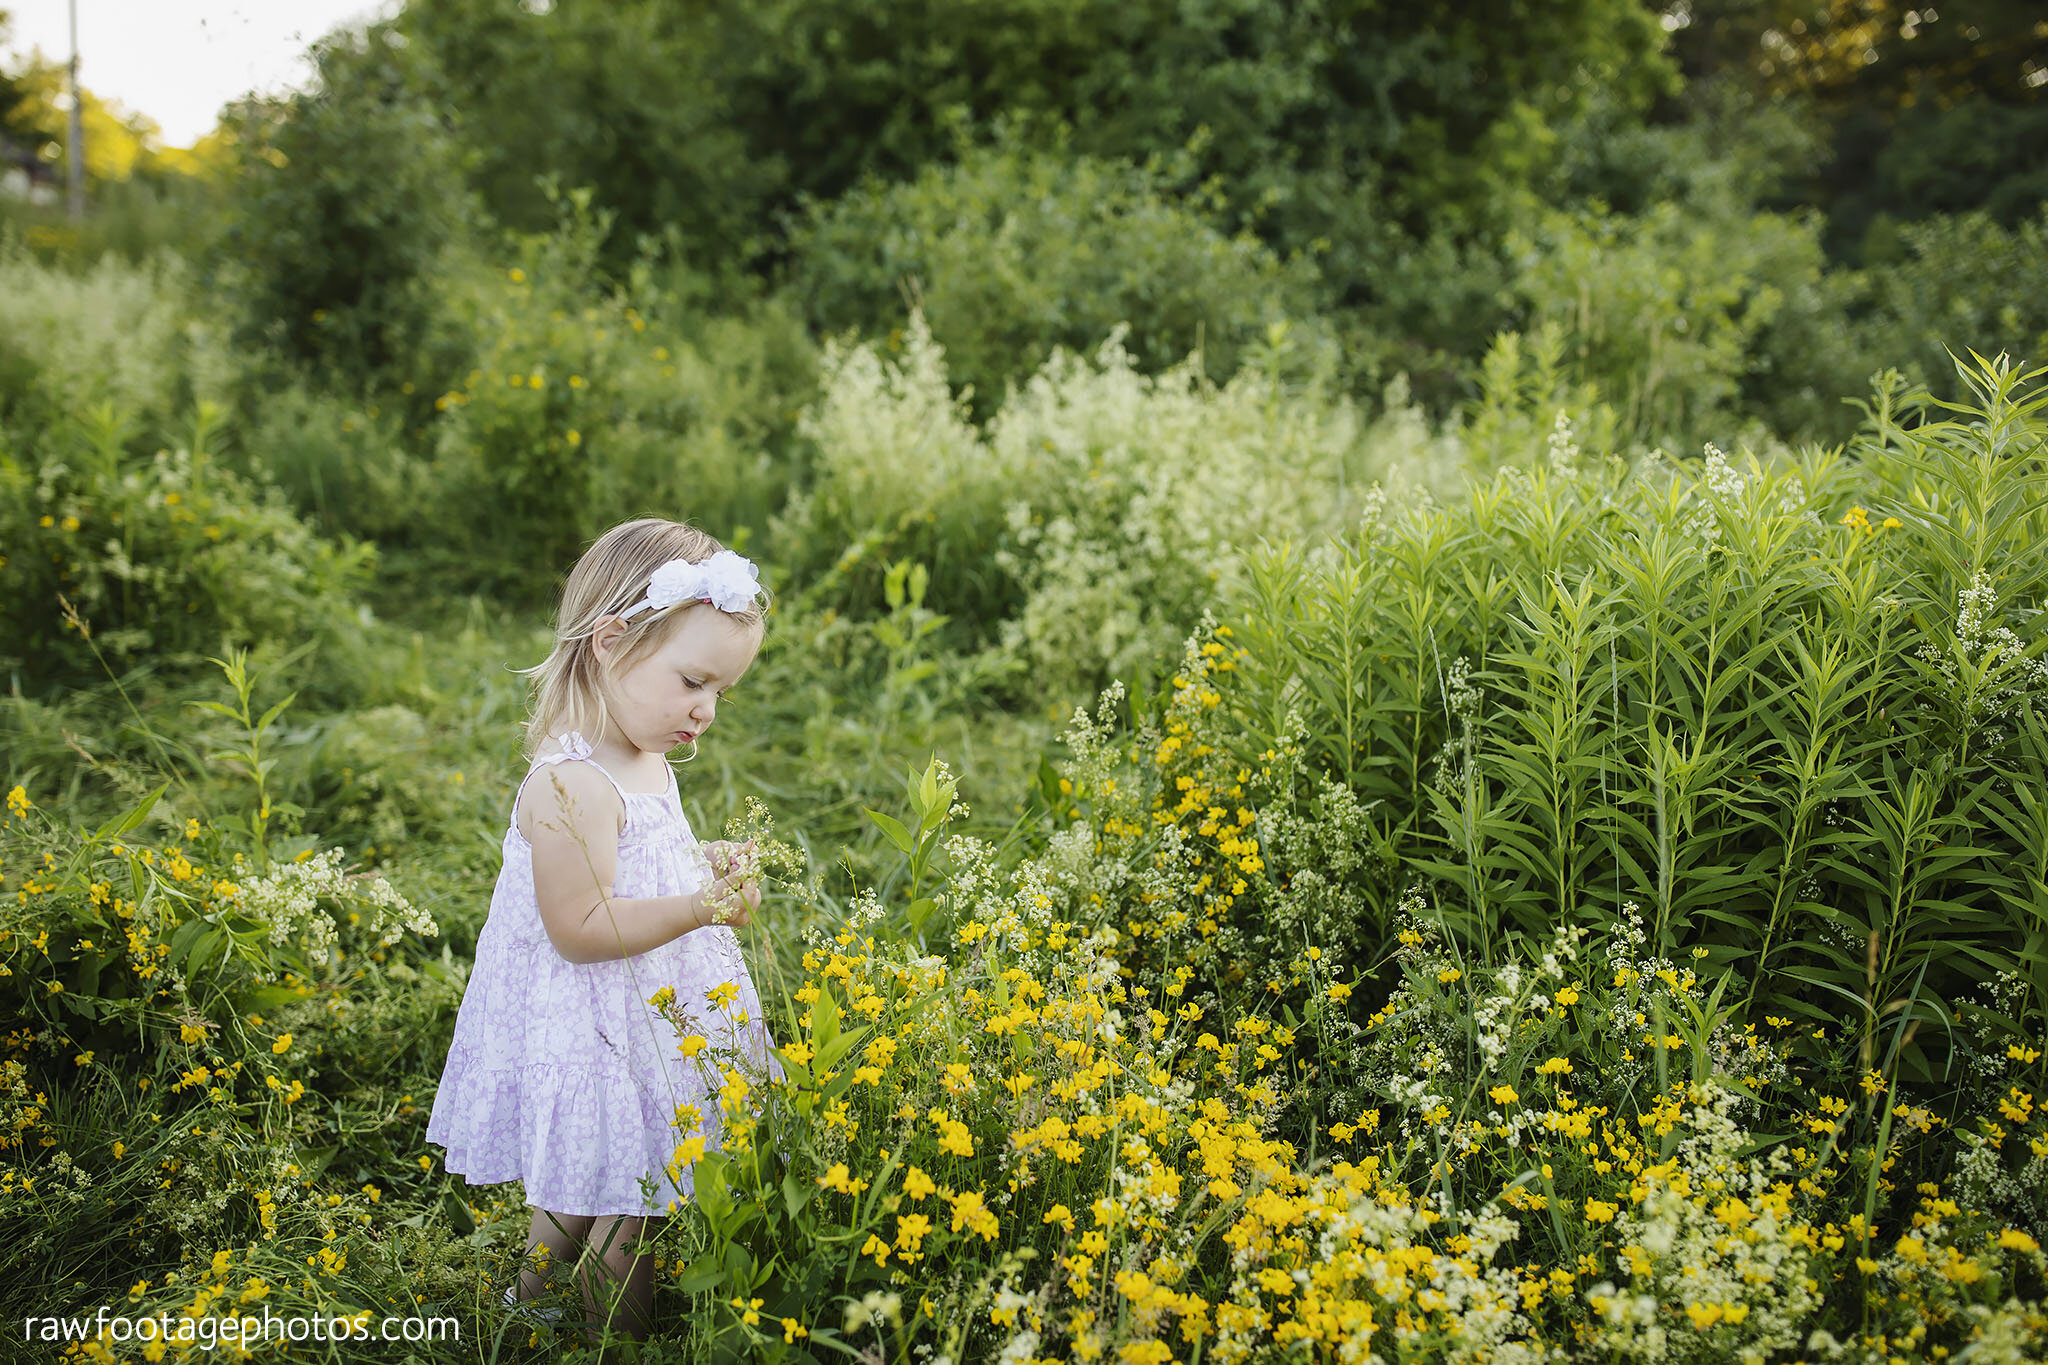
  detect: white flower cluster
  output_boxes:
[1547,408,1582,477]
[1470,919,1582,1076]
[1951,1124,2048,1237]
[1431,654,1485,795]
[1474,961,1526,1071]
[992,1324,1039,1365]
[1702,443,1748,498]
[1256,771,1380,964]
[845,886,887,928]
[1109,1135,1181,1223]
[237,847,436,962]
[840,1289,903,1334]
[938,832,1002,913]
[1036,820,1126,913]
[1057,676,1129,795]
[1681,442,1748,550]
[798,305,1369,698]
[1914,570,2048,745]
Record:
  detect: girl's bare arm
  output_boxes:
[520,763,709,964]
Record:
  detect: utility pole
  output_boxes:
[66,0,84,221]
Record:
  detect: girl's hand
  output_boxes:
[705,838,758,879]
[701,839,760,929]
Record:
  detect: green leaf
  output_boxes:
[1035,754,1061,809]
[94,782,168,841]
[800,1325,869,1360]
[816,1025,870,1075]
[694,1151,736,1232]
[818,1026,876,1103]
[781,1166,813,1221]
[241,985,305,1012]
[256,693,298,733]
[864,808,915,855]
[441,1190,475,1236]
[675,1253,725,1295]
[812,988,841,1054]
[1733,1131,1797,1160]
[187,929,229,980]
[164,919,210,968]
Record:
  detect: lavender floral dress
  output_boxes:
[426,732,781,1217]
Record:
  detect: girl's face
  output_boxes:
[593,608,761,758]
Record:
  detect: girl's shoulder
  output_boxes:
[511,752,628,848]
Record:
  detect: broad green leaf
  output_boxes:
[864,807,914,855]
[93,782,168,841]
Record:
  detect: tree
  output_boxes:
[1665,0,2048,254]
[208,17,484,389]
[0,45,164,186]
[388,0,1675,297]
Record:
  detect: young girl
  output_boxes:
[425,518,781,1345]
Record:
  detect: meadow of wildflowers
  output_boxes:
[2,213,2044,1364]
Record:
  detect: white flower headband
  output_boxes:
[616,550,765,620]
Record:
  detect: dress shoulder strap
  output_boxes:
[509,731,632,830]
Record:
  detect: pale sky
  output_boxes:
[3,1,404,148]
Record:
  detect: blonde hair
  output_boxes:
[518,518,771,759]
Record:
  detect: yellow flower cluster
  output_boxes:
[1839,504,1905,536]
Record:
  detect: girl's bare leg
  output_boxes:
[578,1213,654,1345]
[517,1206,591,1301]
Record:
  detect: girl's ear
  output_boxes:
[590,613,627,665]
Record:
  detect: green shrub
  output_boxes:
[395,189,816,595]
[1841,96,2048,253]
[613,751,2047,1362]
[208,19,484,393]
[770,309,1376,708]
[0,663,441,1296]
[200,186,817,594]
[1341,224,1516,413]
[1504,200,1839,451]
[0,400,376,694]
[0,232,215,442]
[277,702,500,875]
[784,135,1335,422]
[230,382,434,546]
[0,162,231,272]
[1459,324,1623,480]
[1857,207,2048,408]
